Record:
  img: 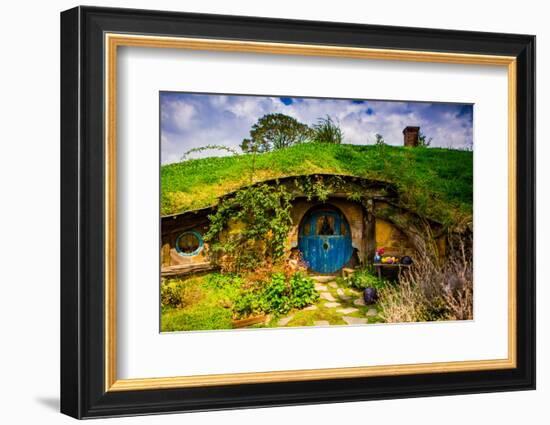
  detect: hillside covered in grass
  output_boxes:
[161,143,473,225]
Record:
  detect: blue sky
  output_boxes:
[160,92,473,164]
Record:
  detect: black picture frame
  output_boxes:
[61,5,535,419]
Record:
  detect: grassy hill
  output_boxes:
[161,143,473,225]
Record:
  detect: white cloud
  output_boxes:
[160,93,473,164]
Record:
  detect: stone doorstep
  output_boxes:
[342,316,368,325]
[324,302,341,308]
[366,308,378,317]
[314,320,330,326]
[328,282,338,288]
[314,284,328,291]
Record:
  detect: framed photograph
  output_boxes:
[60,6,535,419]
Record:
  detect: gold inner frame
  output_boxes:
[104,33,517,392]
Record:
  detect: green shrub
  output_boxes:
[259,272,318,315]
[233,292,267,318]
[204,272,244,290]
[311,116,343,144]
[233,272,319,318]
[260,273,292,314]
[347,268,386,291]
[289,272,319,309]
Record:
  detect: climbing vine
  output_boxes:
[204,183,293,272]
[180,144,239,161]
[293,175,349,202]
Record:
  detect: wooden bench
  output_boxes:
[341,267,355,279]
[373,263,412,279]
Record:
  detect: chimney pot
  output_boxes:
[403,126,420,147]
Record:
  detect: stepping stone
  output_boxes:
[303,305,318,311]
[320,292,336,302]
[278,315,294,326]
[314,320,330,326]
[328,282,338,288]
[366,308,378,317]
[342,316,368,325]
[353,297,366,306]
[337,288,351,301]
[315,283,328,291]
[324,302,341,308]
[337,307,359,314]
[311,275,335,283]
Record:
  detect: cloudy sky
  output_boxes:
[160,92,473,164]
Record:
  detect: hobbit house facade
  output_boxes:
[160,173,447,277]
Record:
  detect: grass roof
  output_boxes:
[161,143,473,225]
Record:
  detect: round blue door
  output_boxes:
[298,207,353,273]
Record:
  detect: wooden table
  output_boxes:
[373,263,411,279]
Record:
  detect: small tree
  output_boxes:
[311,116,343,144]
[374,133,386,145]
[240,113,311,153]
[418,132,432,147]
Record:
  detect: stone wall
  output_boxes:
[374,218,415,257]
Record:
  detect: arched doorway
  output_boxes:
[298,205,353,273]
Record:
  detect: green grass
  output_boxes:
[162,272,388,331]
[287,306,348,326]
[161,275,239,332]
[161,143,472,224]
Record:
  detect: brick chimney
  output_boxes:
[403,126,420,147]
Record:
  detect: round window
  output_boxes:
[175,230,204,256]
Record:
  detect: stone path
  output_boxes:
[278,315,294,326]
[311,275,334,283]
[353,297,366,306]
[337,288,352,301]
[342,316,368,325]
[337,307,358,314]
[274,275,380,328]
[320,292,336,302]
[314,284,328,292]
